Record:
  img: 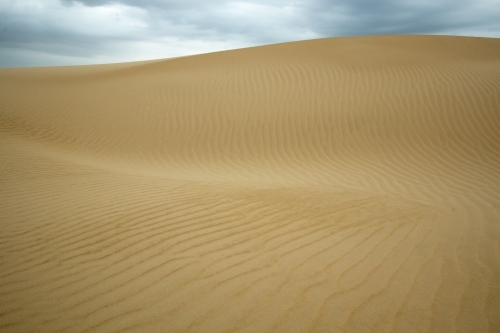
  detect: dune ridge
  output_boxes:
[1,35,500,332]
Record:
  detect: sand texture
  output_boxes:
[1,35,500,332]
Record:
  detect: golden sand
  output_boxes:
[1,35,500,332]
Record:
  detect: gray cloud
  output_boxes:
[1,0,499,67]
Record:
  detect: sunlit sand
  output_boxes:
[1,35,500,332]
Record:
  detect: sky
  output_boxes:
[1,0,499,67]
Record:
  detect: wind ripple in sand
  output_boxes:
[1,35,500,332]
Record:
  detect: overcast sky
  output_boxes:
[1,0,499,67]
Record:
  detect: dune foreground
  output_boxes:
[1,35,500,332]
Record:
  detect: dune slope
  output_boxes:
[1,35,500,332]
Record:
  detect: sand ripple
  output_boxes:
[1,35,500,332]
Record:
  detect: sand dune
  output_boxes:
[1,35,500,332]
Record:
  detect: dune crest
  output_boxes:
[1,35,500,332]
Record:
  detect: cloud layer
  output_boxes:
[1,0,499,67]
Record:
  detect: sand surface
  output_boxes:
[1,35,500,332]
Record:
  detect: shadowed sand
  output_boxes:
[1,35,500,332]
